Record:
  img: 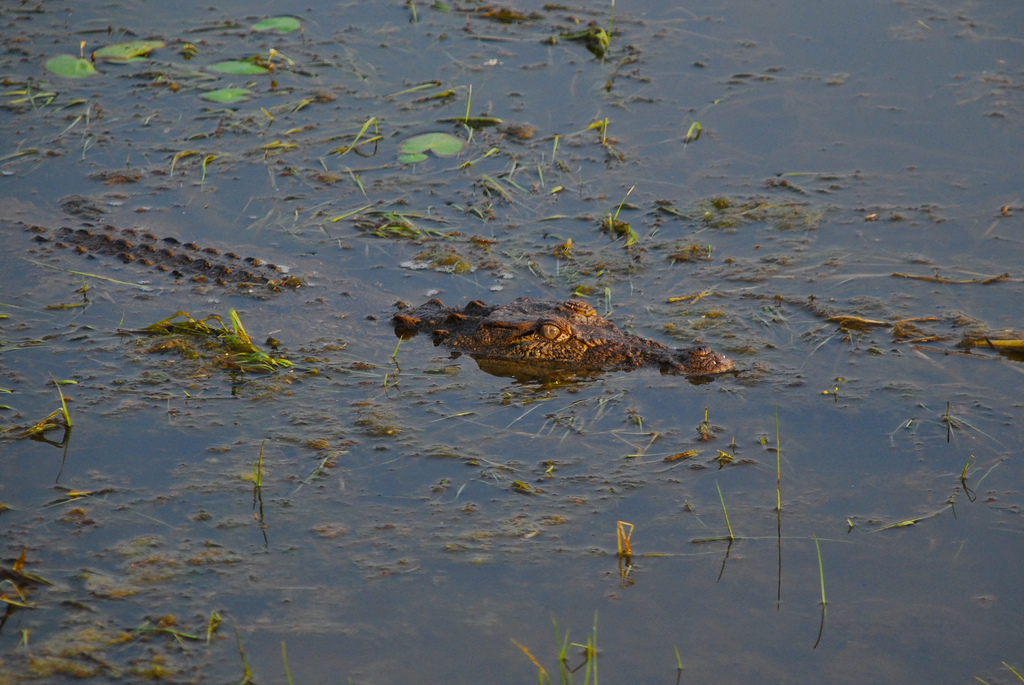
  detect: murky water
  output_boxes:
[1,0,1022,682]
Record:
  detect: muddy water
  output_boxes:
[1,0,1022,682]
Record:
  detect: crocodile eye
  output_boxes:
[539,323,564,341]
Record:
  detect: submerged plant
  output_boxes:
[600,185,638,246]
[4,378,73,443]
[716,481,735,541]
[561,26,611,59]
[137,309,295,374]
[513,612,600,684]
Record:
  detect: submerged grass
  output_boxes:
[512,637,549,684]
[0,548,53,611]
[330,116,381,157]
[615,520,633,557]
[514,613,599,685]
[813,534,827,606]
[251,441,265,488]
[3,377,73,442]
[812,533,828,649]
[282,641,295,685]
[694,195,823,231]
[600,185,638,246]
[135,309,295,374]
[132,619,201,646]
[716,481,735,541]
[774,403,782,511]
[1003,662,1024,683]
[52,375,72,427]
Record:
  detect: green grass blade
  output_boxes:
[813,534,827,605]
[716,481,734,540]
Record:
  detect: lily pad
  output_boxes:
[399,132,466,164]
[399,152,428,164]
[209,60,269,75]
[201,88,251,103]
[252,16,301,33]
[45,55,98,78]
[92,40,165,62]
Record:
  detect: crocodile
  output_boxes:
[19,222,302,289]
[393,297,735,380]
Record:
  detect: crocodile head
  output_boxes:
[393,297,735,380]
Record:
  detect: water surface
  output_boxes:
[1,0,1022,682]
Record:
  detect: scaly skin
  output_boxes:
[25,223,301,289]
[393,297,735,378]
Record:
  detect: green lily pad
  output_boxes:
[209,60,269,75]
[45,55,98,78]
[201,88,251,103]
[252,16,301,33]
[92,40,165,61]
[398,152,429,164]
[399,132,465,164]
